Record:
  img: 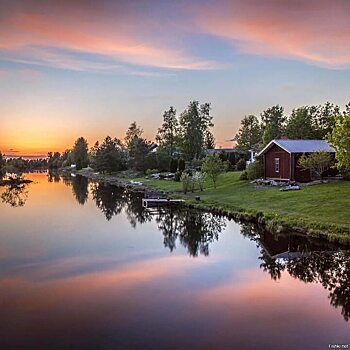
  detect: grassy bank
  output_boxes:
[77,169,350,243]
[133,172,350,243]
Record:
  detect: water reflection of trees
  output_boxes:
[0,184,29,207]
[71,176,89,205]
[91,182,126,221]
[155,209,227,257]
[240,223,350,322]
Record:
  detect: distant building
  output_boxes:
[206,148,246,155]
[258,139,335,182]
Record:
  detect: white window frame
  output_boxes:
[275,158,280,173]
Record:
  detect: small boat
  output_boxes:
[142,198,184,208]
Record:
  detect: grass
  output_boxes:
[135,172,350,241]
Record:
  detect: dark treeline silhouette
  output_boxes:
[0,157,47,176]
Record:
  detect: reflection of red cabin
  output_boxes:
[258,139,335,182]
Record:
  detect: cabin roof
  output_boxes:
[258,139,335,156]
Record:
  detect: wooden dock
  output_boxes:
[142,198,184,208]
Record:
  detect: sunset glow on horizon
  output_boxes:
[1,0,350,156]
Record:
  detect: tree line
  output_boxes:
[47,100,216,174]
[0,154,47,179]
[234,102,349,150]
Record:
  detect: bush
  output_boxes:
[146,168,158,175]
[180,172,193,194]
[236,158,246,171]
[240,171,248,180]
[174,171,182,182]
[193,171,205,191]
[246,160,264,180]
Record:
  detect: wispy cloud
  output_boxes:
[0,2,219,72]
[193,0,350,68]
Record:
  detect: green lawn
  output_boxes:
[136,172,350,238]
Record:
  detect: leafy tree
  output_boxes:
[286,106,318,139]
[298,151,331,180]
[72,137,89,170]
[124,121,143,151]
[261,105,286,145]
[156,106,179,157]
[315,102,339,138]
[327,114,350,178]
[234,115,262,151]
[179,101,214,160]
[91,136,127,173]
[201,154,226,188]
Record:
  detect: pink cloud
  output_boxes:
[193,0,350,68]
[0,2,218,71]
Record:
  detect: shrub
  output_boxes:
[236,158,247,171]
[193,171,205,191]
[180,172,193,194]
[146,168,159,175]
[240,171,248,180]
[174,171,182,182]
[246,160,264,180]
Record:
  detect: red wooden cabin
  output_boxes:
[258,139,335,182]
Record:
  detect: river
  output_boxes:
[0,173,349,349]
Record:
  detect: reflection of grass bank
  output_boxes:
[78,170,350,243]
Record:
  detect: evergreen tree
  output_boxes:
[91,137,127,173]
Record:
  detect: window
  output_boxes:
[275,158,280,173]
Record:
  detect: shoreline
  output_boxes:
[74,169,350,245]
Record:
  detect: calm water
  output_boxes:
[0,173,349,350]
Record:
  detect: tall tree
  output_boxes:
[261,105,286,145]
[327,114,350,178]
[124,122,143,151]
[179,101,214,160]
[72,137,89,170]
[233,115,262,151]
[156,106,179,157]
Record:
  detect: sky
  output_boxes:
[1,0,350,156]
